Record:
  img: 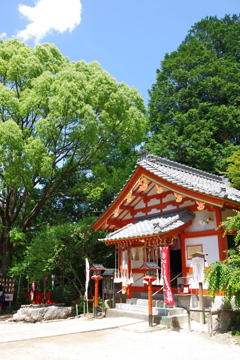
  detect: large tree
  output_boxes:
[10,218,111,294]
[146,14,240,173]
[0,39,147,275]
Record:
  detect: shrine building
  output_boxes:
[92,151,240,300]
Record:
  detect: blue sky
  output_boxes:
[0,0,239,105]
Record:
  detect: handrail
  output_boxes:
[153,272,182,297]
[115,272,182,296]
[187,306,220,336]
[116,275,144,294]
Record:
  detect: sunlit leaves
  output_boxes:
[0,38,147,275]
[225,150,240,189]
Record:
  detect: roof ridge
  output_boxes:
[152,208,189,230]
[133,208,186,223]
[142,154,224,183]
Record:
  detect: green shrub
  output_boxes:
[19,292,31,305]
[73,297,85,314]
[50,284,79,306]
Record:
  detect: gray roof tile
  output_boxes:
[93,153,240,230]
[138,154,240,202]
[100,208,194,241]
[139,262,160,270]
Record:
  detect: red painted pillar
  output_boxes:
[91,275,102,319]
[144,276,156,327]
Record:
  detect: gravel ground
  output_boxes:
[0,315,239,360]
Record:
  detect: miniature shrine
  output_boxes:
[92,151,240,303]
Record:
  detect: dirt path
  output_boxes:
[0,321,239,360]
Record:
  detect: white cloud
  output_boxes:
[16,0,82,44]
[0,33,7,39]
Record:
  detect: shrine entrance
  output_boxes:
[170,248,182,288]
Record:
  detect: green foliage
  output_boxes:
[73,296,86,314]
[205,212,240,308]
[10,217,113,293]
[224,149,240,189]
[18,292,31,305]
[0,38,147,275]
[50,285,79,306]
[146,14,240,173]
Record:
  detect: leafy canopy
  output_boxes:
[146,14,240,173]
[0,38,147,274]
[10,217,111,293]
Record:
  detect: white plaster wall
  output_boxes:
[132,259,144,269]
[147,208,159,215]
[132,272,144,287]
[135,200,145,209]
[185,235,219,268]
[148,198,160,207]
[179,199,195,208]
[162,204,177,212]
[184,210,216,233]
[162,193,175,203]
[123,213,132,220]
[119,210,128,220]
[134,211,146,218]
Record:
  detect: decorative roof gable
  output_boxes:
[93,152,240,231]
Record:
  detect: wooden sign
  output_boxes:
[187,245,202,260]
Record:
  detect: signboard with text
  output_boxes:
[161,247,174,306]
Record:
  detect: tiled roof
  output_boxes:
[102,269,115,276]
[100,208,194,241]
[139,262,160,270]
[92,152,240,231]
[91,264,105,270]
[137,153,240,202]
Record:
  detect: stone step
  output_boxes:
[116,303,186,316]
[105,308,188,327]
[126,299,165,307]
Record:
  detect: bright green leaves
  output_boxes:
[0,39,146,275]
[0,39,146,188]
[34,43,67,73]
[205,261,231,297]
[225,150,240,189]
[10,228,26,245]
[22,137,54,180]
[205,260,240,308]
[0,84,20,121]
[0,120,53,190]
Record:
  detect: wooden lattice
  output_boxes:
[0,276,15,293]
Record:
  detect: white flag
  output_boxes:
[85,258,90,300]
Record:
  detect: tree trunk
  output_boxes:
[0,230,14,276]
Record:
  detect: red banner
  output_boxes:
[161,247,174,306]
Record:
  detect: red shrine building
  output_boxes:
[92,151,240,300]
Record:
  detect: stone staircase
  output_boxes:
[105,298,188,327]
